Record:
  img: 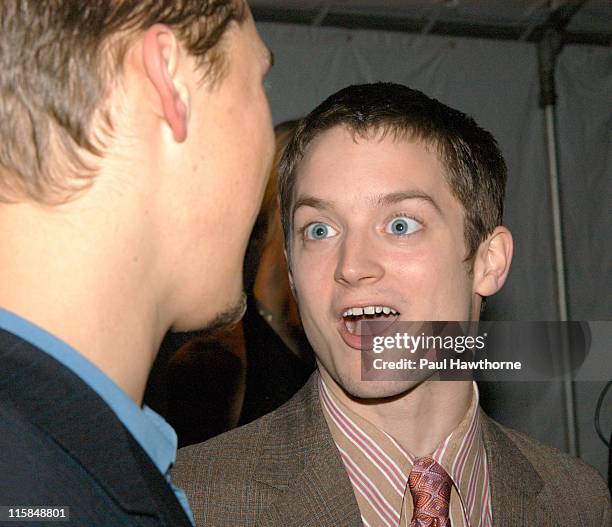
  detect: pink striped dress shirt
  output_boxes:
[319,376,492,527]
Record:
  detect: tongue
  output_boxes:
[345,318,359,335]
[345,315,396,336]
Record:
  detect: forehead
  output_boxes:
[294,125,453,207]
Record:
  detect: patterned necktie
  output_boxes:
[408,456,452,527]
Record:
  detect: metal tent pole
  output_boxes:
[536,1,587,457]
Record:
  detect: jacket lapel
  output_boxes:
[481,411,564,527]
[254,374,362,527]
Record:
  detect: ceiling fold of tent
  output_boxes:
[250,0,612,45]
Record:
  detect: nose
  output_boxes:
[334,231,385,287]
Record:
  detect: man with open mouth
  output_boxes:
[173,83,610,527]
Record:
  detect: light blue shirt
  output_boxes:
[0,308,195,525]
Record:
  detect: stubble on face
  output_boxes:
[200,291,248,337]
[170,291,247,341]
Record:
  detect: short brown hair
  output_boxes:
[0,0,246,204]
[278,82,507,263]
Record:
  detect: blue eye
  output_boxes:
[305,223,338,240]
[386,216,421,236]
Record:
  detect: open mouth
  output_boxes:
[340,305,400,337]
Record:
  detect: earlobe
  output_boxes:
[142,25,188,143]
[473,226,513,298]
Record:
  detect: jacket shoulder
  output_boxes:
[0,403,164,526]
[174,374,319,476]
[489,418,611,525]
[172,383,317,526]
[174,408,272,478]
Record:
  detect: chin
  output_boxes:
[202,290,247,332]
[172,283,246,334]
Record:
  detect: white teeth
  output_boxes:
[342,305,399,317]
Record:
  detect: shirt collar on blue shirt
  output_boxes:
[0,307,176,476]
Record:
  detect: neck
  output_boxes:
[0,199,166,406]
[321,369,473,457]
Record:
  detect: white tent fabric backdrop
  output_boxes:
[257,21,612,479]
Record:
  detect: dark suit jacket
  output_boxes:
[174,373,611,527]
[0,329,193,527]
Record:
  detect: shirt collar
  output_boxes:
[0,307,177,476]
[319,375,488,527]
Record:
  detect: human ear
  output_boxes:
[472,226,513,297]
[142,25,188,142]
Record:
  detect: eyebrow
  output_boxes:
[372,191,441,214]
[293,190,441,217]
[293,195,334,215]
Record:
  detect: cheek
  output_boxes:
[292,258,330,319]
[293,269,321,312]
[392,247,444,287]
[246,91,273,146]
[397,229,467,280]
[392,245,472,314]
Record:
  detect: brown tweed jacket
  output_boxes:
[173,374,611,526]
